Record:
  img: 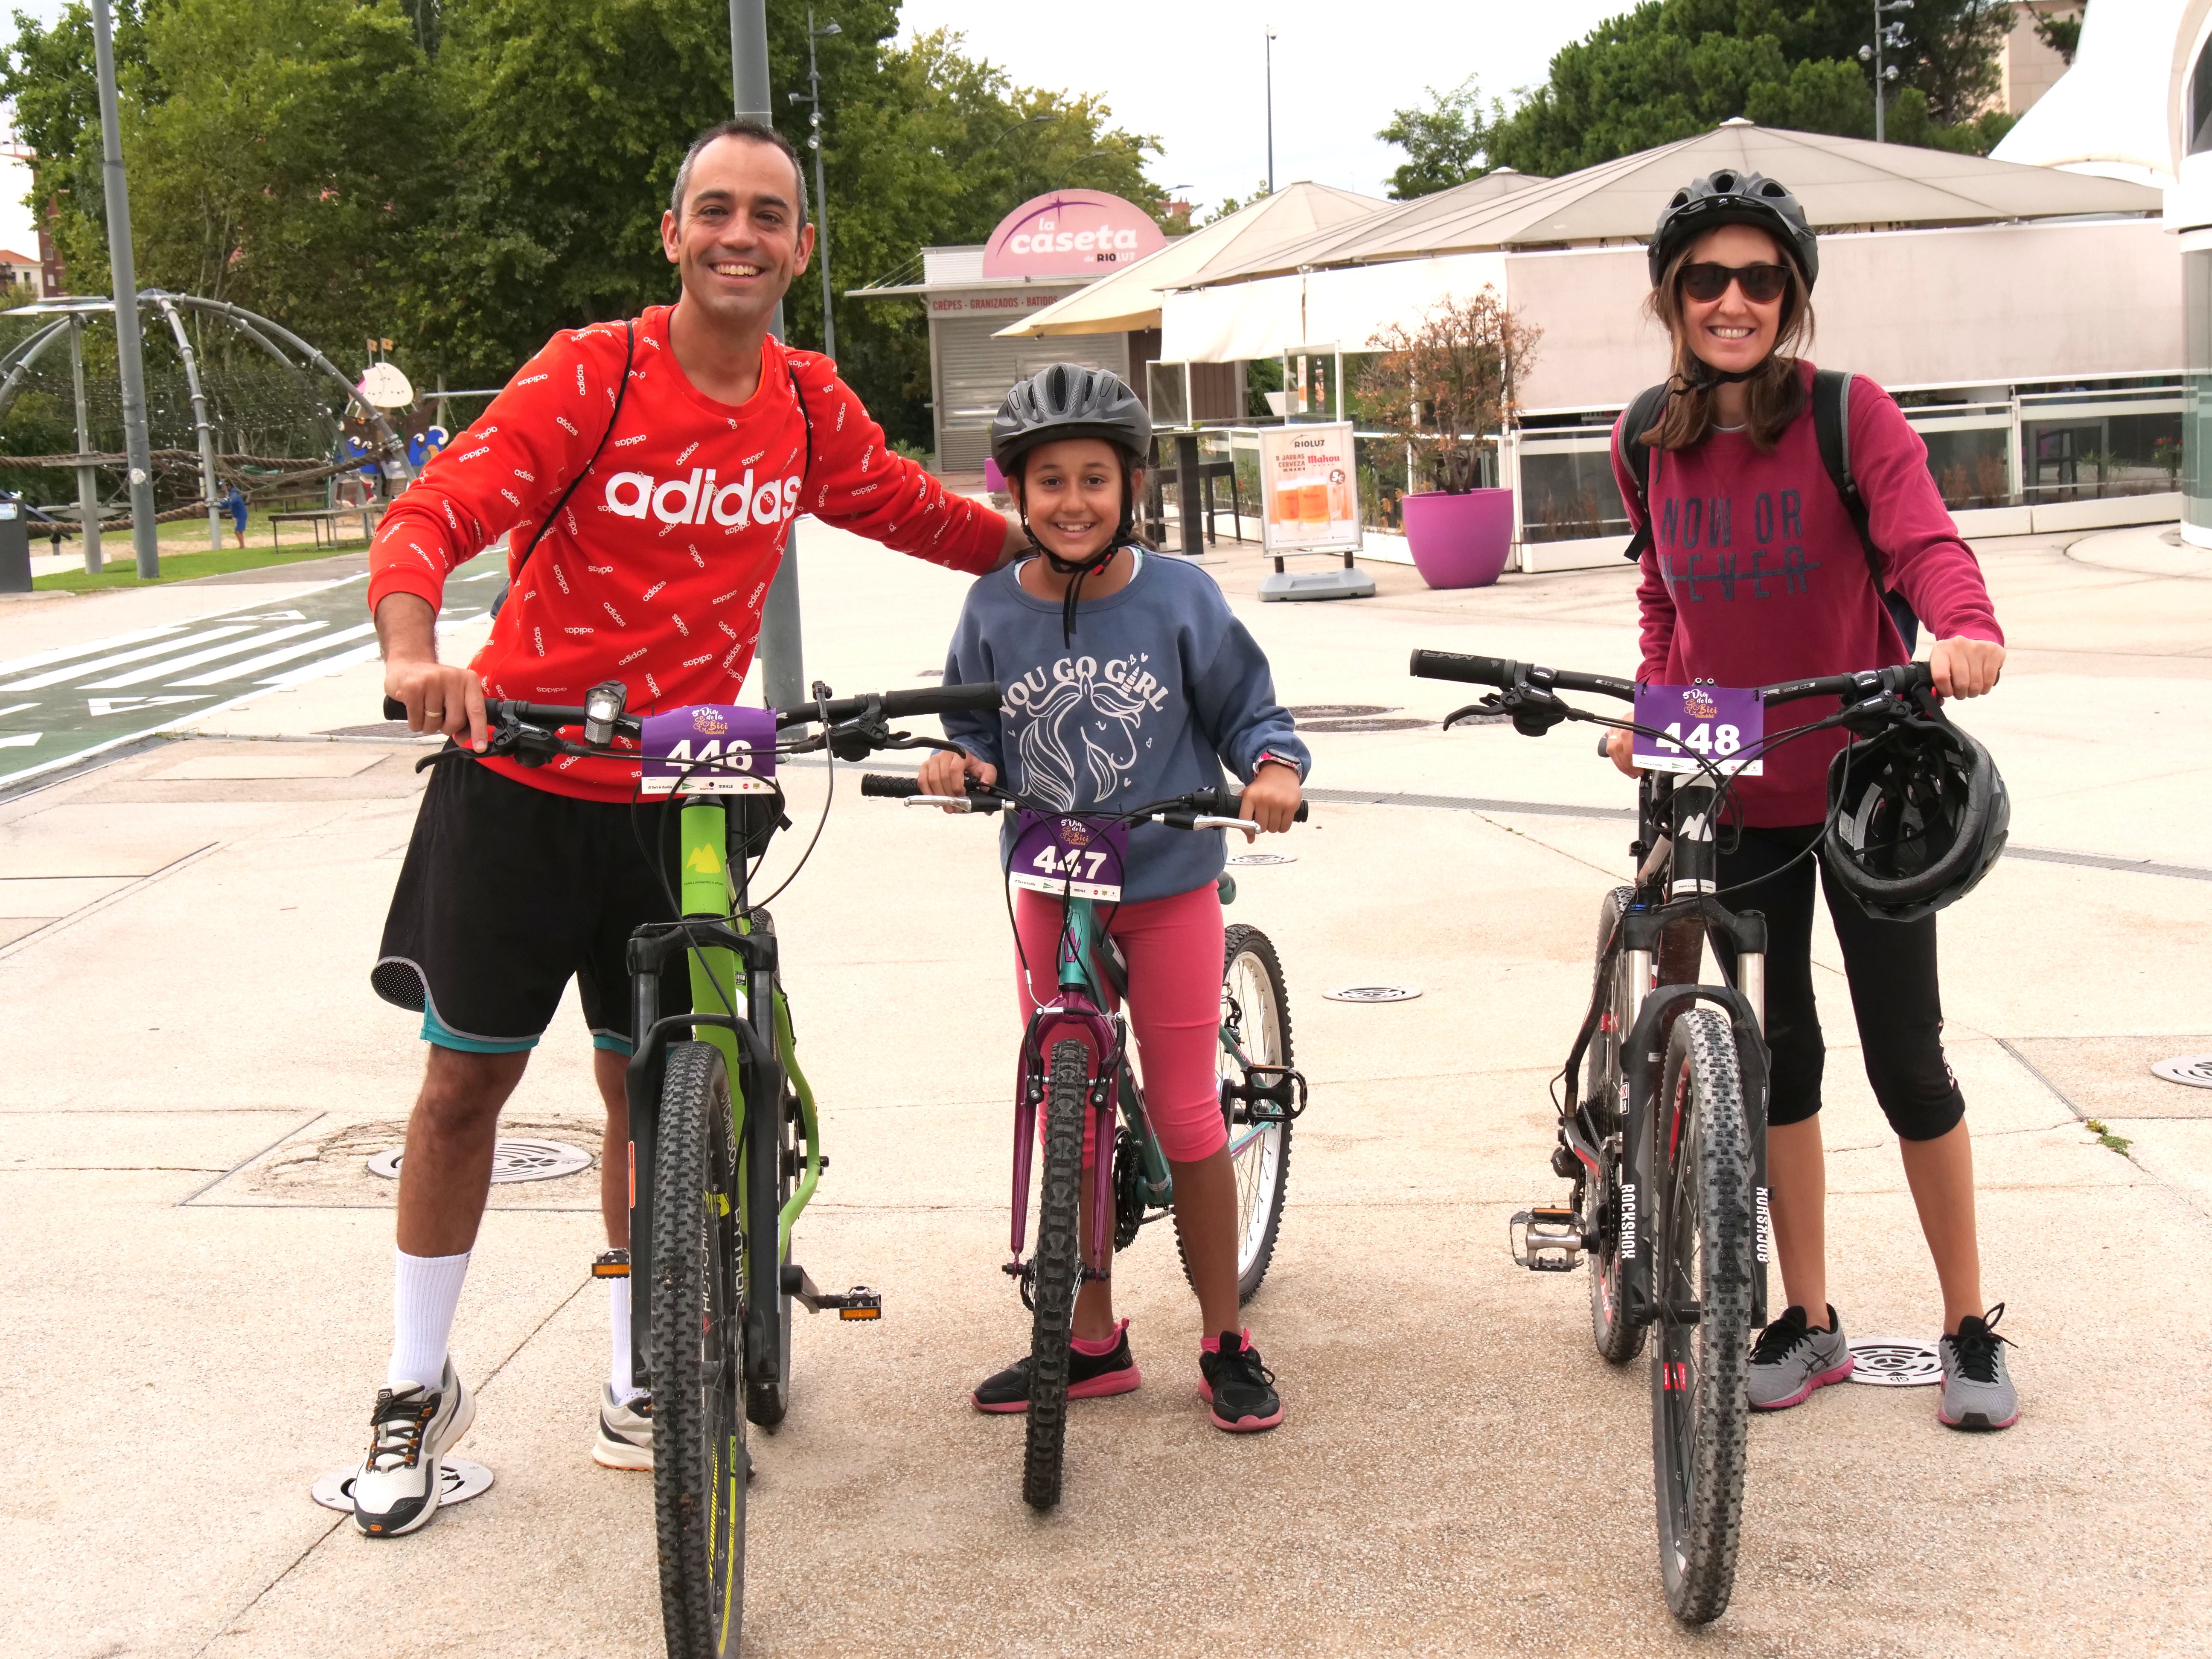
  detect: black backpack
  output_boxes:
[1617,368,1920,654]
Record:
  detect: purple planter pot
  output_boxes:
[1400,488,1515,589]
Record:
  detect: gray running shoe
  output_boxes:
[1939,1304,2019,1430]
[1747,1304,1853,1410]
[352,1357,474,1537]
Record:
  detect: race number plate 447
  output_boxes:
[1632,683,1764,777]
[1008,811,1129,903]
[639,704,778,795]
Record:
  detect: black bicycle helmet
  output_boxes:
[1821,711,2009,922]
[990,364,1154,645]
[990,362,1153,480]
[1647,169,1820,291]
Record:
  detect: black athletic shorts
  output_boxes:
[372,755,690,1054]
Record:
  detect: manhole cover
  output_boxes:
[1298,717,1435,733]
[367,1139,593,1184]
[1846,1339,1942,1387]
[313,1458,494,1513]
[1288,704,1394,719]
[2152,1054,2212,1089]
[1228,853,1296,866]
[1323,984,1422,1003]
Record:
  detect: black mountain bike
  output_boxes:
[388,678,999,1657]
[1409,650,1939,1625]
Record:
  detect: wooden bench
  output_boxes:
[268,505,383,550]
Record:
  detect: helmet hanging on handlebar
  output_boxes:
[1821,710,2009,922]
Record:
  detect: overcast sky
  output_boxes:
[2,0,1621,258]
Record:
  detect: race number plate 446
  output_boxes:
[639,704,779,795]
[1008,811,1129,903]
[1632,683,1764,777]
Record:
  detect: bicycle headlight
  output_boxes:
[584,679,626,747]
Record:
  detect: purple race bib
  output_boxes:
[1008,811,1130,903]
[1632,682,1764,777]
[639,704,778,795]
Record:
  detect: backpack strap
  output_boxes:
[1618,381,1671,563]
[1811,367,1919,651]
[785,357,815,502]
[491,321,635,621]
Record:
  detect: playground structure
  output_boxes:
[0,292,412,570]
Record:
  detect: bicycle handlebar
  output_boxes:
[383,681,1001,736]
[1759,661,1932,706]
[1409,649,1636,702]
[859,774,1309,826]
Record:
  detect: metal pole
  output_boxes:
[68,316,102,573]
[1265,31,1277,195]
[1874,0,1886,144]
[156,297,223,549]
[729,0,805,710]
[808,12,835,364]
[92,0,159,579]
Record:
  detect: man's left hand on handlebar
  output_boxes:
[1929,636,2004,700]
[1240,761,1303,840]
[916,748,996,811]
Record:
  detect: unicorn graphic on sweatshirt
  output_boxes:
[1004,651,1167,812]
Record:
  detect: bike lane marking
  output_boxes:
[0,549,501,791]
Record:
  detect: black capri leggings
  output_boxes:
[1705,824,1965,1142]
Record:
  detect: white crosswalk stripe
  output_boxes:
[0,623,192,681]
[174,622,378,686]
[82,622,332,690]
[0,626,259,692]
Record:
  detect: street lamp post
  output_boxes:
[90,0,158,578]
[1860,0,1912,143]
[788,12,842,362]
[1264,30,1278,195]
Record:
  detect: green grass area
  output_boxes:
[33,535,370,591]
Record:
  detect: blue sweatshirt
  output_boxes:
[940,553,1310,903]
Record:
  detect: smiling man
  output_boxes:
[351,119,1025,1540]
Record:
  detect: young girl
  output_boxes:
[916,363,1308,1432]
[1609,171,2016,1429]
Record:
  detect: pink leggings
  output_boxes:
[1012,883,1227,1164]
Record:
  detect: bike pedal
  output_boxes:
[1509,1207,1586,1273]
[591,1249,630,1278]
[782,1262,883,1319]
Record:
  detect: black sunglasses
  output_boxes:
[1679,262,1790,304]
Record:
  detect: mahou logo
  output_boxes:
[605,467,801,528]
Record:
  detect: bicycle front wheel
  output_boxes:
[652,1042,747,1659]
[1022,1038,1089,1512]
[1215,923,1293,1303]
[1650,1007,1755,1626]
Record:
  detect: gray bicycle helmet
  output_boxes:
[990,362,1152,479]
[1821,711,2008,922]
[1648,169,1820,291]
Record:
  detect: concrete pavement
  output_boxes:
[1,518,2208,1656]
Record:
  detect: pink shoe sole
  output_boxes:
[1750,1354,1855,1412]
[971,1365,1141,1415]
[1198,1379,1284,1433]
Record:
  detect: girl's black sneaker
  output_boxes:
[971,1321,1141,1413]
[1198,1330,1283,1432]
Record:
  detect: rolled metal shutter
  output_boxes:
[935,317,1129,472]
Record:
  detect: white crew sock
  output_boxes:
[388,1248,471,1391]
[609,1277,645,1406]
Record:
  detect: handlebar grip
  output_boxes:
[876,682,1002,719]
[1409,649,1517,687]
[859,773,923,799]
[383,697,406,721]
[1294,800,1310,823]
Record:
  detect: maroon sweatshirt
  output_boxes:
[1610,361,2003,827]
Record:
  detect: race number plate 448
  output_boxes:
[639,704,779,795]
[1632,683,1764,777]
[1008,811,1129,903]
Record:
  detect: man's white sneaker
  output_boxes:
[592,1384,654,1471]
[352,1358,474,1537]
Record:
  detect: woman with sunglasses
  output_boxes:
[1604,171,2019,1430]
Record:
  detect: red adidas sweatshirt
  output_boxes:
[1611,361,2003,827]
[368,306,1007,801]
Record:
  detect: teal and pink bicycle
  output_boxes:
[862,770,1309,1509]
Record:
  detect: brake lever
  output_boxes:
[1443,693,1509,731]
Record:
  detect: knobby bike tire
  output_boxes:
[1180,924,1295,1305]
[652,1042,748,1659]
[1588,887,1646,1366]
[744,1068,799,1430]
[1650,1007,1755,1626]
[1022,1039,1090,1511]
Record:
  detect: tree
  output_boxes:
[1376,0,2020,182]
[2034,2,2084,66]
[1358,288,1541,494]
[1375,77,1493,200]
